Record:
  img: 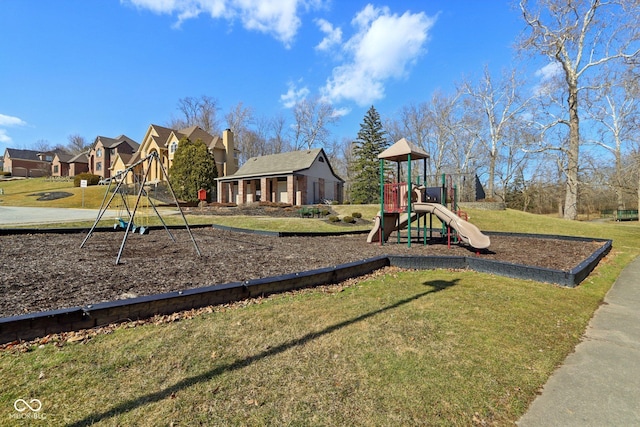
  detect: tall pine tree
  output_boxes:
[350,106,389,204]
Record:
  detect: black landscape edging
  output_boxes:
[0,228,612,344]
[0,256,390,344]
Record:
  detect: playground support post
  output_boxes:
[407,153,412,248]
[379,158,384,246]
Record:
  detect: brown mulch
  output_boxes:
[0,228,605,319]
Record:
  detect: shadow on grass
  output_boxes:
[69,278,459,426]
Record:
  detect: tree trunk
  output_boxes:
[615,149,624,210]
[488,149,496,199]
[563,83,580,220]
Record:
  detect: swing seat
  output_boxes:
[139,225,149,235]
[114,217,138,233]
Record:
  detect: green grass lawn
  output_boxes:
[1,180,639,425]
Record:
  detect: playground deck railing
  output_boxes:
[383,182,409,213]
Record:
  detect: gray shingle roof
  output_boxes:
[5,148,42,161]
[219,148,342,181]
[94,134,140,150]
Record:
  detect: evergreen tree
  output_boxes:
[169,137,217,203]
[350,106,389,204]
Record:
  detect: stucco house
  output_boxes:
[112,124,238,184]
[216,148,344,206]
[2,148,54,177]
[88,135,139,180]
[51,151,90,177]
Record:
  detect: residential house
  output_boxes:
[113,124,238,185]
[216,148,344,206]
[51,151,89,177]
[88,135,139,180]
[2,148,54,177]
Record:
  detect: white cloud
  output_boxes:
[0,113,27,127]
[0,114,27,144]
[321,5,436,106]
[535,62,563,81]
[124,0,321,47]
[533,62,564,96]
[280,81,310,108]
[315,18,342,51]
[0,129,11,143]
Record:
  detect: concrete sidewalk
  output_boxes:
[517,256,640,426]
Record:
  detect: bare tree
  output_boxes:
[267,113,289,154]
[169,95,221,134]
[291,96,340,150]
[424,90,461,184]
[519,0,640,219]
[67,134,88,154]
[587,66,640,209]
[462,66,532,199]
[225,101,255,164]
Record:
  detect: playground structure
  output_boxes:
[80,151,201,264]
[367,138,490,250]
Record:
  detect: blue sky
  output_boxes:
[0,0,525,154]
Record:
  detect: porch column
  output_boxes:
[238,179,246,205]
[217,181,225,203]
[287,175,295,206]
[260,177,267,202]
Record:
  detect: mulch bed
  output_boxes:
[0,228,605,319]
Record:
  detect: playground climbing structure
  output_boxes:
[367,138,490,250]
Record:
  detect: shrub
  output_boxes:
[73,173,100,187]
[328,215,340,223]
[351,212,362,219]
[320,209,330,216]
[342,215,355,223]
[331,200,340,205]
[0,171,11,177]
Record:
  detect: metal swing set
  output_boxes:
[80,151,201,264]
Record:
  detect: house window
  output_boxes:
[96,162,102,171]
[319,156,325,163]
[170,142,178,154]
[53,165,59,173]
[111,148,116,155]
[96,148,102,158]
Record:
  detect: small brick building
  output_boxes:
[216,148,344,206]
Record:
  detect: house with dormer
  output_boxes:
[112,124,238,184]
[88,135,139,180]
[216,148,344,205]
